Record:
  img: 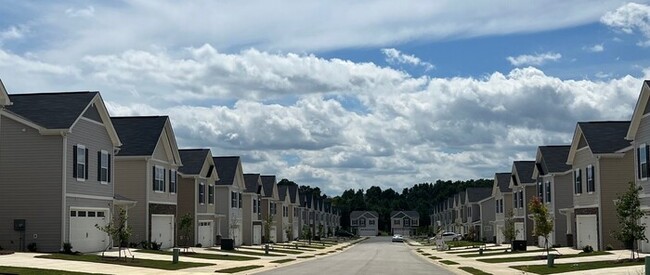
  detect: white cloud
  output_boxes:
[0,26,27,43]
[584,43,605,52]
[601,2,650,46]
[381,48,434,71]
[507,52,562,66]
[65,6,95,18]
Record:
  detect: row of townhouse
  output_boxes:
[0,80,340,253]
[431,80,650,252]
[349,210,420,237]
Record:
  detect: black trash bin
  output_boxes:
[221,239,234,250]
[512,240,527,251]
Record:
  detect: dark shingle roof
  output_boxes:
[178,149,210,175]
[243,174,261,193]
[350,211,378,220]
[466,187,492,203]
[579,121,631,154]
[112,116,168,156]
[261,175,276,198]
[278,185,288,201]
[299,192,306,207]
[539,145,571,174]
[495,173,512,193]
[214,156,240,186]
[513,161,536,184]
[7,92,97,129]
[288,185,299,203]
[390,210,420,219]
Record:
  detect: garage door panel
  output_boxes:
[152,215,174,249]
[577,215,598,250]
[198,221,213,247]
[70,209,109,253]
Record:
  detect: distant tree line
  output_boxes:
[331,179,493,233]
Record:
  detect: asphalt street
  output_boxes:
[257,236,454,275]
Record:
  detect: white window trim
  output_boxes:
[586,165,595,194]
[169,169,177,194]
[208,184,214,205]
[99,150,109,184]
[76,144,86,182]
[574,169,582,195]
[199,182,205,205]
[641,143,648,181]
[153,165,165,193]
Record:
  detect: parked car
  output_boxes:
[430,232,462,242]
[392,234,404,242]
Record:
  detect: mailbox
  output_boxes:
[14,219,26,232]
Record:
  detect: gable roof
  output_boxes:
[350,211,378,220]
[390,210,419,219]
[495,172,512,193]
[178,149,211,175]
[288,185,299,204]
[214,156,240,186]
[466,187,492,203]
[626,80,650,140]
[243,173,262,193]
[0,79,11,106]
[7,92,97,129]
[112,116,169,156]
[535,145,571,176]
[510,161,536,187]
[261,175,277,199]
[277,185,288,201]
[568,121,631,164]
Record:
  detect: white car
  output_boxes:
[392,234,404,242]
[431,232,462,242]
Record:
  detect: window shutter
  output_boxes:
[108,154,111,182]
[168,169,172,192]
[163,169,167,192]
[638,147,642,179]
[646,146,649,177]
[152,166,156,191]
[97,151,102,181]
[84,148,89,179]
[73,145,78,178]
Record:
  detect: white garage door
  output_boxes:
[152,215,174,249]
[358,228,376,236]
[253,224,262,245]
[642,216,650,253]
[70,209,109,253]
[577,215,598,250]
[515,222,525,241]
[197,221,213,248]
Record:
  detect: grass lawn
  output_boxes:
[429,256,442,260]
[214,265,264,273]
[421,253,431,256]
[270,258,296,264]
[459,266,492,275]
[36,254,212,270]
[446,241,486,248]
[244,247,307,254]
[137,249,259,261]
[447,247,510,254]
[439,260,459,265]
[511,258,644,274]
[459,248,552,258]
[479,251,610,263]
[0,266,109,275]
[297,255,315,259]
[207,248,285,257]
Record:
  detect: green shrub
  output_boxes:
[196,243,203,248]
[27,242,37,252]
[605,244,614,251]
[62,242,73,254]
[582,245,594,253]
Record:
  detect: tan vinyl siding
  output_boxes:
[114,159,148,242]
[599,151,634,249]
[634,115,650,195]
[573,148,599,206]
[66,118,114,197]
[480,197,495,241]
[0,116,64,252]
[551,173,573,246]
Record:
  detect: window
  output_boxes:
[500,199,503,213]
[359,218,366,227]
[231,191,237,208]
[169,170,177,193]
[393,219,400,225]
[545,181,552,203]
[513,191,518,208]
[78,211,87,217]
[257,199,261,213]
[97,211,105,217]
[97,151,110,183]
[153,166,165,192]
[208,185,214,204]
[537,180,543,198]
[518,190,524,208]
[352,220,358,225]
[253,199,257,213]
[495,200,499,213]
[271,202,276,215]
[73,145,88,180]
[238,192,242,208]
[70,211,77,217]
[404,218,410,227]
[88,211,96,217]
[199,182,205,204]
[574,169,582,194]
[639,144,649,180]
[586,165,595,193]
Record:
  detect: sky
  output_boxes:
[2,1,650,196]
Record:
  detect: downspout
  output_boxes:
[61,134,67,251]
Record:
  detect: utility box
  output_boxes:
[13,219,25,232]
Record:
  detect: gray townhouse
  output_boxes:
[276,184,291,242]
[350,211,379,236]
[533,145,573,248]
[463,187,492,241]
[242,173,263,245]
[111,116,182,249]
[626,81,650,252]
[566,121,633,251]
[213,156,245,247]
[492,172,513,244]
[509,161,536,245]
[177,149,220,248]
[478,192,495,243]
[0,90,121,252]
[260,175,280,243]
[390,211,420,236]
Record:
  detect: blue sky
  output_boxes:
[1,1,650,196]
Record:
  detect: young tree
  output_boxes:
[96,207,131,259]
[263,214,274,243]
[613,182,647,259]
[528,196,554,255]
[502,210,517,246]
[178,213,193,247]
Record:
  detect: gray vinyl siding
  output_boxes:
[147,157,178,204]
[242,193,254,245]
[177,177,195,220]
[551,173,572,246]
[479,197,495,241]
[0,116,63,252]
[114,159,148,242]
[634,115,650,194]
[572,148,599,206]
[66,118,115,197]
[599,152,634,250]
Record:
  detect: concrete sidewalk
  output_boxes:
[0,238,366,274]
